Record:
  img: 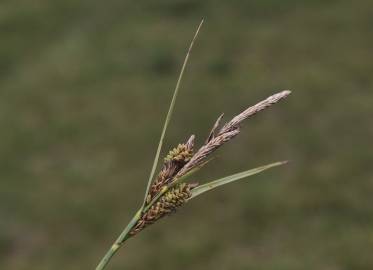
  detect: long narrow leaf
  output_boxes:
[142,20,204,207]
[189,161,287,200]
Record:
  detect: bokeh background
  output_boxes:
[1,1,373,269]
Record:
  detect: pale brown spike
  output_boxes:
[219,90,291,134]
[175,91,291,179]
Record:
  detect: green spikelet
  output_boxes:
[148,142,194,200]
[130,183,197,236]
[164,144,193,163]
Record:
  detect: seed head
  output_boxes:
[130,183,197,236]
[164,143,194,163]
[148,136,195,201]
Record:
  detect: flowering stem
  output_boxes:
[95,209,142,270]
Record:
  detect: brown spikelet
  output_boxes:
[130,183,198,236]
[148,136,195,202]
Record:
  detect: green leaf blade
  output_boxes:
[189,161,288,200]
[141,19,204,207]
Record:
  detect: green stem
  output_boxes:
[95,209,142,270]
[95,135,208,269]
[96,171,194,270]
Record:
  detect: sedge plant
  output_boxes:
[95,19,291,270]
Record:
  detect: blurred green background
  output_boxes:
[1,1,373,269]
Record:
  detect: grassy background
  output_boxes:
[1,1,373,269]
